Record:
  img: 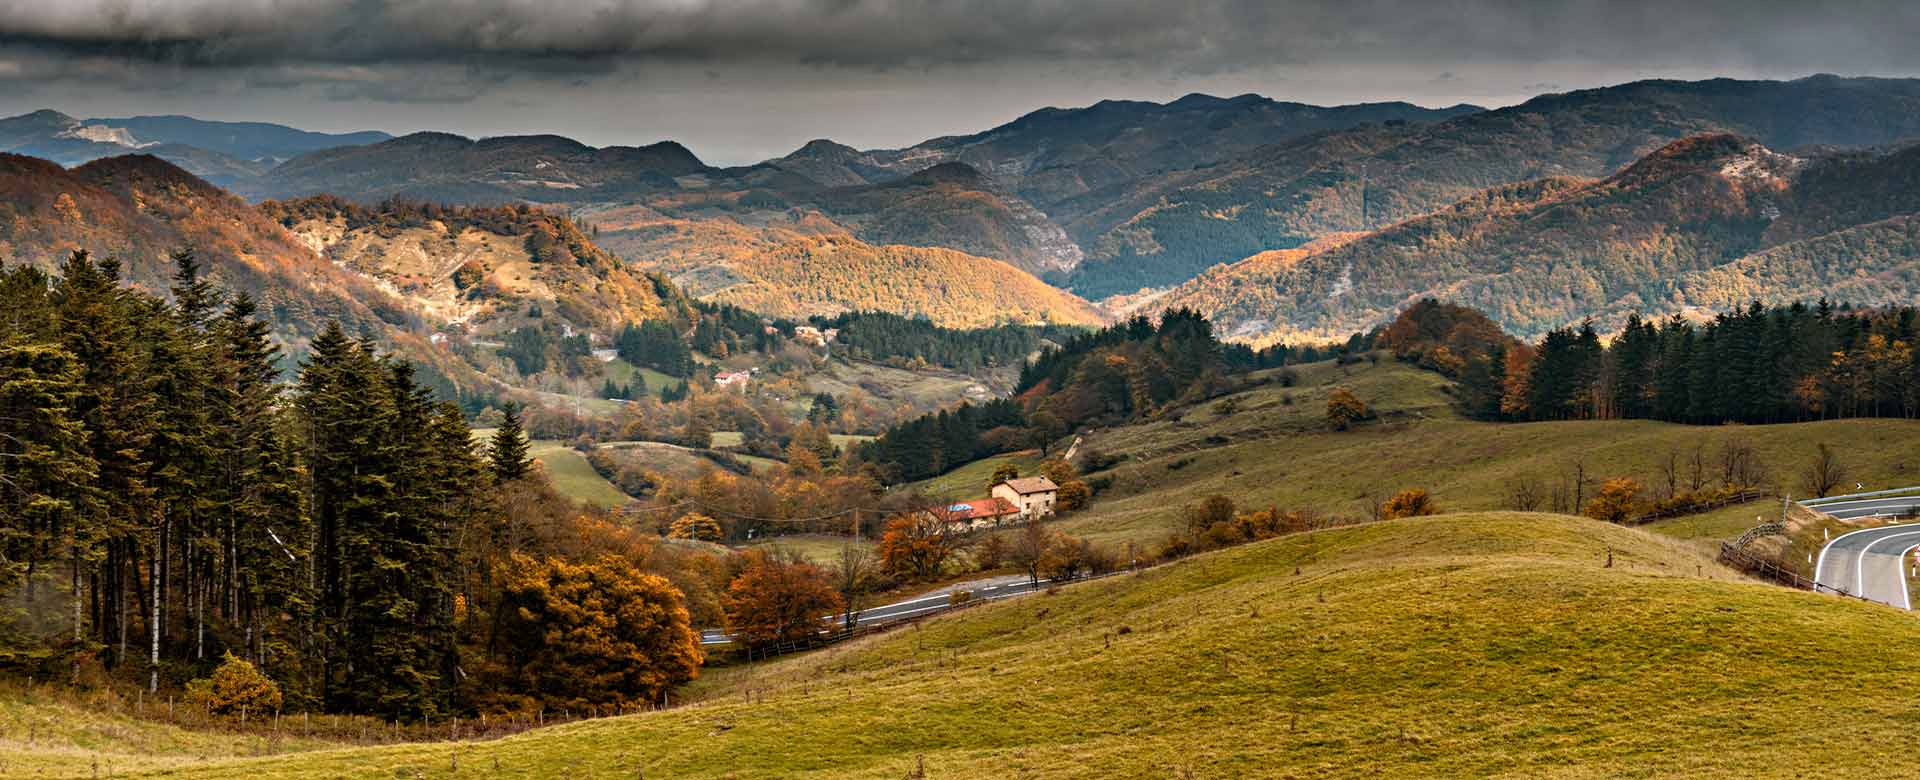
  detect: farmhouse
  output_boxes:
[927,497,1021,532]
[993,477,1059,519]
[714,370,752,391]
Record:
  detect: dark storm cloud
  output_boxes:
[2,0,1918,75]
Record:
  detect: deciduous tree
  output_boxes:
[722,554,843,649]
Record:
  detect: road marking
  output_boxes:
[1899,542,1920,610]
[1853,529,1920,601]
[1815,524,1911,587]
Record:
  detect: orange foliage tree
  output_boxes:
[876,512,962,580]
[1380,489,1440,520]
[1585,478,1644,524]
[722,554,845,649]
[489,553,703,711]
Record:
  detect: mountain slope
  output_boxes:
[1068,75,1920,297]
[263,196,682,337]
[0,153,414,344]
[1161,134,1920,342]
[92,512,1920,779]
[588,204,1102,328]
[247,132,709,203]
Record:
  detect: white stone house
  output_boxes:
[992,477,1059,519]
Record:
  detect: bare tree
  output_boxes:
[1719,437,1767,488]
[1801,443,1850,499]
[1687,439,1709,492]
[1507,475,1544,512]
[1009,518,1054,587]
[832,544,872,629]
[1571,460,1589,514]
[1659,448,1681,501]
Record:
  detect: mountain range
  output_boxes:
[8,73,1920,353]
[0,109,390,189]
[1160,133,1920,342]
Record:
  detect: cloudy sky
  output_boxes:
[2,0,1918,164]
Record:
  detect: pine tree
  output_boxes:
[489,404,532,483]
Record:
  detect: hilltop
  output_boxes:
[244,132,708,203]
[43,511,1920,778]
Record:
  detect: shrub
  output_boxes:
[1326,388,1368,430]
[186,653,283,716]
[1380,489,1439,520]
[1183,495,1238,535]
[1057,479,1092,511]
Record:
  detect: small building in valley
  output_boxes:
[927,497,1021,533]
[714,370,752,391]
[993,477,1059,519]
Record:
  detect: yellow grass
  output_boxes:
[70,512,1920,779]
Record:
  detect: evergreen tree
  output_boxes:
[489,404,533,484]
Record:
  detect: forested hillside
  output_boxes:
[0,153,415,345]
[0,252,715,720]
[1164,134,1920,342]
[1067,75,1920,296]
[593,201,1104,328]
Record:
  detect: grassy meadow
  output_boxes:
[55,512,1920,779]
[1056,357,1920,550]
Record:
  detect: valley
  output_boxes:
[8,62,1920,780]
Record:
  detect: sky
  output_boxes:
[2,1,1918,165]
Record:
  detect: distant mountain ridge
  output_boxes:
[1159,133,1920,342]
[243,131,708,203]
[0,109,390,190]
[1062,75,1920,297]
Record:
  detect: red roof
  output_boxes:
[929,497,1020,523]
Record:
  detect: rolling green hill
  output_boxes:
[1055,356,1920,549]
[56,511,1920,778]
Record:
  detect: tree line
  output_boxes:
[1381,298,1920,424]
[0,250,706,721]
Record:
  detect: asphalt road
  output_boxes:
[699,573,1051,645]
[1813,523,1920,608]
[1809,495,1920,521]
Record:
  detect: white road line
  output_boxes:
[1899,542,1920,610]
[1816,524,1911,587]
[1853,529,1920,599]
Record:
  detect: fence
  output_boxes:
[1627,489,1774,526]
[1717,542,1816,591]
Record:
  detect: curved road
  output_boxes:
[1809,494,1920,521]
[1814,523,1920,608]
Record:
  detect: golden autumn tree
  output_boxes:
[668,513,724,542]
[489,553,703,710]
[722,553,845,649]
[185,653,284,716]
[1325,387,1368,431]
[1585,478,1644,524]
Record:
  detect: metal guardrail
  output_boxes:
[1801,487,1920,507]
